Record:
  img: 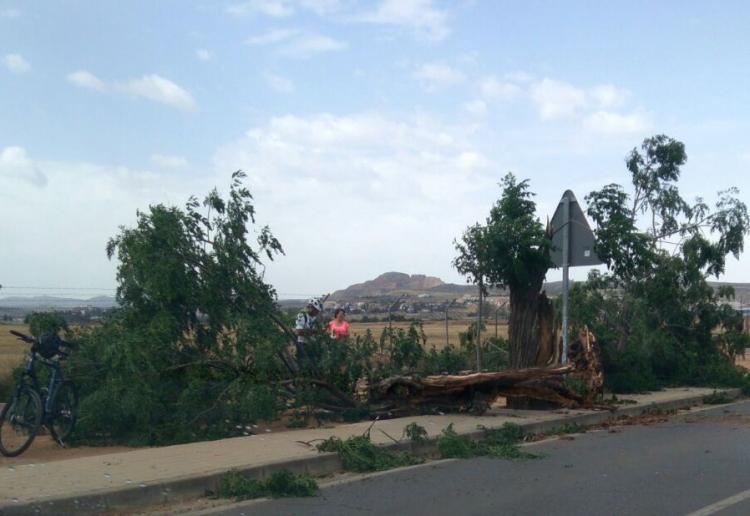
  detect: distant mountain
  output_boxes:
[330,273,750,303]
[0,295,117,309]
[332,272,447,300]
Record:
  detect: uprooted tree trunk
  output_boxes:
[508,282,557,368]
[272,316,602,418]
[364,365,582,417]
[358,339,605,418]
[506,277,560,409]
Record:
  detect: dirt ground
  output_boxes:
[0,434,138,466]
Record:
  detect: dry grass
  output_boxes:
[348,319,508,349]
[0,323,30,385]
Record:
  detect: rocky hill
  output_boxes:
[330,272,750,304]
[331,272,449,300]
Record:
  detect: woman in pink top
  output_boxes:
[328,308,350,340]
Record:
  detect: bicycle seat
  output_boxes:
[34,333,65,359]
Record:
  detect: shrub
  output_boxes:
[216,470,318,500]
[26,312,67,337]
[317,433,421,472]
[436,423,538,460]
[403,422,429,444]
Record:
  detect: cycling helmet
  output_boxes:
[307,298,323,312]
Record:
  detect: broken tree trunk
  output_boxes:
[359,329,605,417]
[506,289,560,409]
[566,326,604,401]
[362,364,593,417]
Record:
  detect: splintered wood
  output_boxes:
[362,329,605,416]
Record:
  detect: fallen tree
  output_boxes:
[364,365,581,416]
[282,325,606,418]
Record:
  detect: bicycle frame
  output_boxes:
[19,351,63,420]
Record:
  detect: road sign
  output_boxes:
[549,190,602,364]
[550,190,602,267]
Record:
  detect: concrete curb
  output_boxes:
[1,388,742,515]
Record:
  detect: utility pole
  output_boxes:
[445,306,450,347]
[387,297,402,348]
[495,305,500,339]
[476,281,483,371]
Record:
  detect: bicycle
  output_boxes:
[0,330,78,457]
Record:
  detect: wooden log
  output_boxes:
[363,364,598,415]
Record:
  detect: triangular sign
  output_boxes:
[550,190,603,267]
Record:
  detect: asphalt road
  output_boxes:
[207,400,750,516]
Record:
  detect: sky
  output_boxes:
[2,0,750,300]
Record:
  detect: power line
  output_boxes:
[0,286,116,291]
[0,285,321,298]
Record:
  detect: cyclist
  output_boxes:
[294,298,323,362]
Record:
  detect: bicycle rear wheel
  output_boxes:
[49,381,78,445]
[0,387,43,457]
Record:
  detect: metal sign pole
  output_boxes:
[561,194,570,364]
[476,282,483,371]
[549,189,603,365]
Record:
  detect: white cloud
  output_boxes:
[529,78,587,120]
[0,146,46,186]
[2,53,30,74]
[213,112,492,292]
[413,63,465,90]
[247,29,346,58]
[151,154,189,169]
[279,33,346,58]
[0,153,215,295]
[226,0,295,17]
[583,110,649,135]
[117,75,196,112]
[262,71,294,93]
[67,70,196,112]
[245,29,300,45]
[230,1,449,44]
[479,76,522,102]
[227,0,345,18]
[463,99,487,116]
[589,84,629,109]
[245,29,347,59]
[296,0,344,15]
[504,71,534,83]
[195,49,212,61]
[245,28,299,45]
[359,0,450,42]
[67,70,107,92]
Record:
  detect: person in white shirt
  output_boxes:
[294,298,323,361]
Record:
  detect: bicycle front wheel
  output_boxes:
[0,387,43,457]
[49,381,78,445]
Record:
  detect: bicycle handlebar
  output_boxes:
[9,329,34,343]
[8,330,78,355]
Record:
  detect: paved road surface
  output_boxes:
[205,400,750,516]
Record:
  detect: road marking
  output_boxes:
[685,488,750,516]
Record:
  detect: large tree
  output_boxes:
[576,135,750,391]
[70,171,290,444]
[455,173,555,370]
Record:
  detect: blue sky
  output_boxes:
[2,1,750,299]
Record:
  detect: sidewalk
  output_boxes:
[0,387,740,515]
